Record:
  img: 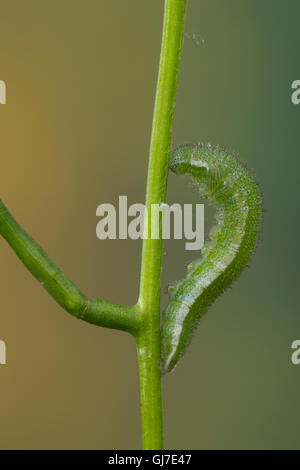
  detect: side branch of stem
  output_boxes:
[0,200,140,334]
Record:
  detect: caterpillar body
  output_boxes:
[161,143,262,373]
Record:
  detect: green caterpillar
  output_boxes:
[161,143,262,373]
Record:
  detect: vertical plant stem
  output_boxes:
[136,0,187,450]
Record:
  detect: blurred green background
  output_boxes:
[0,0,299,449]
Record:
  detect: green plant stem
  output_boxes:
[0,0,187,450]
[136,0,187,450]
